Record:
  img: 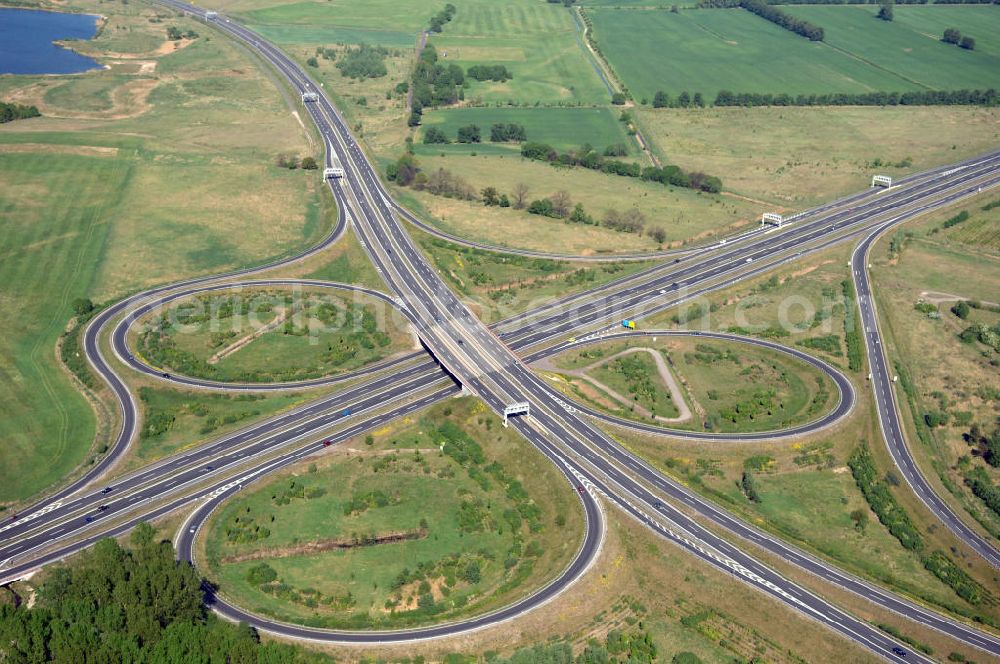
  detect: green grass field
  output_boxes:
[416,107,634,155]
[134,288,412,383]
[0,149,126,504]
[589,351,681,419]
[430,0,610,105]
[787,5,1000,91]
[0,2,324,502]
[747,470,977,610]
[548,337,834,432]
[241,0,609,103]
[203,398,583,628]
[592,5,1000,102]
[590,7,916,101]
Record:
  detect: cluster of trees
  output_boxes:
[0,524,328,663]
[653,90,705,108]
[409,44,465,125]
[966,466,1000,519]
[428,3,456,32]
[457,124,481,143]
[943,27,976,50]
[467,64,513,82]
[546,0,579,5]
[741,469,762,502]
[165,25,197,40]
[713,87,998,107]
[314,46,337,62]
[274,154,318,170]
[481,186,512,207]
[518,189,667,240]
[700,0,824,40]
[964,423,1000,467]
[520,142,722,193]
[336,43,389,79]
[0,101,40,123]
[490,629,658,664]
[387,153,479,200]
[490,122,527,142]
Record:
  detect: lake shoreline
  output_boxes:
[0,6,104,76]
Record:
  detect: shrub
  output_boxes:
[246,562,278,585]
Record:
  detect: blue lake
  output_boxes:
[0,8,102,75]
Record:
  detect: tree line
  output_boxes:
[0,101,40,123]
[712,88,998,107]
[699,0,825,40]
[653,91,705,108]
[766,0,997,4]
[428,3,456,33]
[520,141,722,193]
[386,151,670,243]
[424,122,527,144]
[849,444,985,606]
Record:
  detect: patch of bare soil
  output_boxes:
[101,38,193,60]
[387,575,449,613]
[208,307,291,364]
[220,529,427,564]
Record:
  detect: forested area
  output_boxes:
[0,524,330,663]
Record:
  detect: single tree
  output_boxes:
[512,183,530,209]
[960,36,975,50]
[481,186,500,206]
[876,0,893,22]
[550,190,573,217]
[942,27,961,44]
[652,90,670,108]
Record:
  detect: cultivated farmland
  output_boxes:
[589,5,1000,102]
[786,5,1000,91]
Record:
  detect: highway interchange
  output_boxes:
[1,4,999,660]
